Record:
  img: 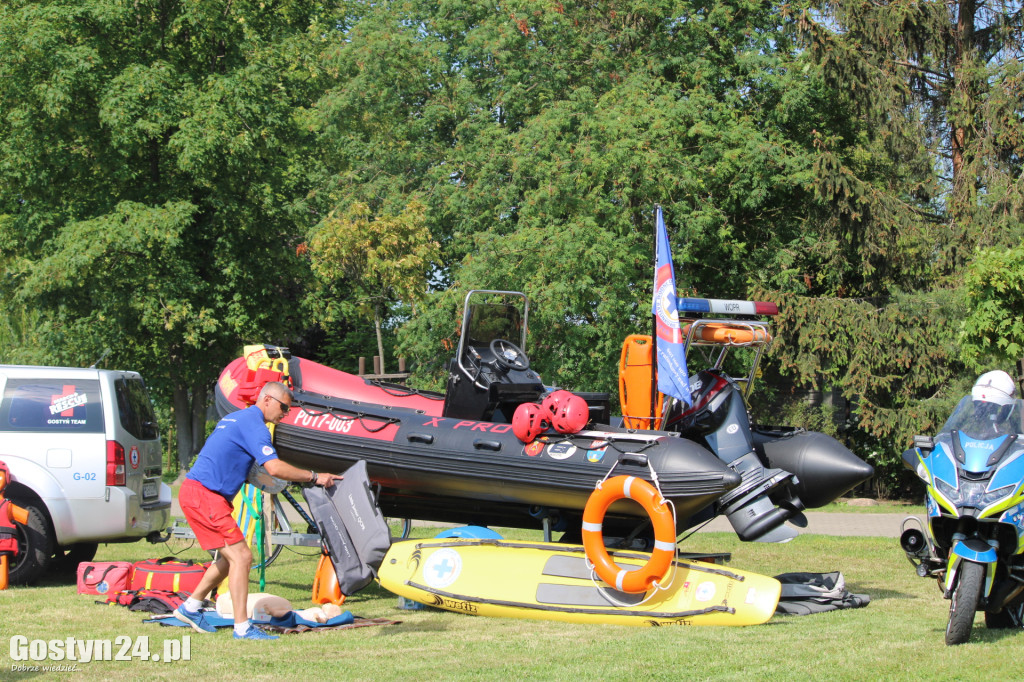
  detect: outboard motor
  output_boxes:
[673,370,805,541]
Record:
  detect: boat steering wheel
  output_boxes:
[489,339,530,372]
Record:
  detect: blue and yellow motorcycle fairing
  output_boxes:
[901,396,1024,645]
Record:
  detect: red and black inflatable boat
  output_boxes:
[216,346,740,539]
[214,291,872,543]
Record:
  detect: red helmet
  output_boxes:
[513,402,549,443]
[0,459,9,490]
[550,394,590,434]
[541,390,575,419]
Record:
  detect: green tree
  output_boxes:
[0,0,329,467]
[755,0,1024,487]
[310,0,848,398]
[961,246,1024,372]
[304,200,439,374]
[790,0,1024,270]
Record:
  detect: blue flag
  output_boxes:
[651,207,691,405]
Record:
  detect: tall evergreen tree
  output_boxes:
[765,0,1024,487]
[791,0,1024,271]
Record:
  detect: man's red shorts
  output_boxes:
[178,478,245,550]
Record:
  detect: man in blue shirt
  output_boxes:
[175,381,342,640]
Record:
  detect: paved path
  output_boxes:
[173,490,915,539]
[696,511,915,538]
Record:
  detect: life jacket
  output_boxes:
[0,499,19,556]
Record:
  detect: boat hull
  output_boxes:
[273,398,741,534]
[752,428,875,508]
[216,355,740,536]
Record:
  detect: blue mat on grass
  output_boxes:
[148,610,355,630]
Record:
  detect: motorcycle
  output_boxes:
[900,394,1024,644]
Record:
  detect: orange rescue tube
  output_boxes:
[618,335,663,430]
[581,475,676,593]
[684,322,771,345]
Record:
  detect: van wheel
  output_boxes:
[51,542,99,574]
[8,502,54,585]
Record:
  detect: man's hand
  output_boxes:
[263,459,343,486]
[313,472,344,488]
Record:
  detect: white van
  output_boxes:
[0,365,172,584]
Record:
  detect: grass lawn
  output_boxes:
[2,520,1020,681]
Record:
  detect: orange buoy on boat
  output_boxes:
[684,322,771,345]
[581,475,675,593]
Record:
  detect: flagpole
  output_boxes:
[650,205,660,429]
[650,311,658,428]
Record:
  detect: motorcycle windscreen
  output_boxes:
[942,395,1022,442]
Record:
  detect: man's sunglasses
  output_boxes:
[267,394,291,414]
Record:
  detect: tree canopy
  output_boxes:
[2,0,1023,486]
[0,0,330,467]
[772,0,1024,485]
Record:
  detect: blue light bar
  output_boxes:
[677,298,778,316]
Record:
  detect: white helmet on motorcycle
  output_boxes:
[972,370,1016,406]
[972,370,1017,426]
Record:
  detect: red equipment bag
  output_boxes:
[130,557,209,595]
[103,589,192,615]
[77,561,132,596]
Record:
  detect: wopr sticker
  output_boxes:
[695,581,716,602]
[423,548,462,589]
[546,442,577,460]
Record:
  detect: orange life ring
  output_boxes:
[581,475,676,593]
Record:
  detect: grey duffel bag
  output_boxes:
[303,460,391,595]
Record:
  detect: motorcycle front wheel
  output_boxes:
[946,560,985,645]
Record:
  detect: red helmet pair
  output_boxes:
[512,391,590,442]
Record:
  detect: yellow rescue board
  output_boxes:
[378,538,781,627]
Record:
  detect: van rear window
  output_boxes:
[114,377,159,440]
[0,380,104,433]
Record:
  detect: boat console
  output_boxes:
[442,291,546,422]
